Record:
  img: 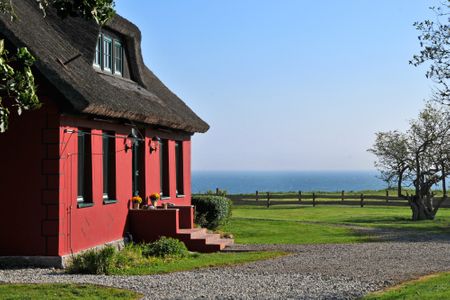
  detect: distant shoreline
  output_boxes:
[192,170,387,194]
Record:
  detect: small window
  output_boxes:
[114,41,123,75]
[94,35,102,67]
[103,131,116,201]
[175,141,184,196]
[159,139,169,198]
[103,36,112,72]
[78,129,92,203]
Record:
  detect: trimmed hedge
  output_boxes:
[192,195,232,230]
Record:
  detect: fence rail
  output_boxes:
[207,189,450,208]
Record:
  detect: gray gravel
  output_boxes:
[1,241,449,299]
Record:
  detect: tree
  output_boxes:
[368,131,410,198]
[370,104,450,221]
[0,0,115,132]
[407,104,450,220]
[411,1,450,104]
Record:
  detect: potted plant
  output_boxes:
[149,193,160,207]
[131,196,142,209]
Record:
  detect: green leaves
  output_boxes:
[0,39,40,132]
[38,0,116,25]
[0,0,116,132]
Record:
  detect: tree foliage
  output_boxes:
[368,131,410,197]
[411,1,450,103]
[0,0,115,132]
[369,103,450,220]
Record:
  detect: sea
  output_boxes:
[191,170,387,194]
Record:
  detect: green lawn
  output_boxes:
[221,218,369,244]
[110,251,286,275]
[221,205,450,244]
[364,272,450,300]
[0,283,141,300]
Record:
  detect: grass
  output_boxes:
[364,272,450,300]
[110,250,285,275]
[221,218,369,244]
[220,205,450,244]
[0,283,141,300]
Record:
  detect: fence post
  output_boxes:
[386,190,389,203]
[266,192,270,208]
[360,193,364,207]
[312,192,316,207]
[256,190,259,202]
[341,190,344,202]
[298,191,302,203]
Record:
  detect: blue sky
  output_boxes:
[116,1,435,171]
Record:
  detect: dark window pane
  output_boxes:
[78,129,92,203]
[77,131,85,201]
[103,131,116,200]
[160,139,169,197]
[175,141,184,195]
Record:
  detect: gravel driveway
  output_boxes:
[1,241,449,299]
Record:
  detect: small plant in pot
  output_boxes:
[149,193,160,207]
[131,196,142,209]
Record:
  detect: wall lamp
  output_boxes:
[124,128,139,153]
[150,136,161,153]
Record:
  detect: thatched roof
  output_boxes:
[0,0,209,133]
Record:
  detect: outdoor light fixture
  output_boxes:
[150,136,161,153]
[124,128,139,153]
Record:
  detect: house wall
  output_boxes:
[58,117,192,256]
[0,96,60,256]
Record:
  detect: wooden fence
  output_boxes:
[209,188,450,208]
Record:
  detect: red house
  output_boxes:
[0,1,232,268]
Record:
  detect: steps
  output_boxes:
[177,228,234,253]
[128,207,234,253]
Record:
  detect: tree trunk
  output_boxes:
[397,173,403,198]
[442,165,447,197]
[409,195,436,221]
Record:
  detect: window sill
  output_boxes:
[176,194,185,198]
[77,202,94,209]
[103,199,118,205]
[161,197,171,200]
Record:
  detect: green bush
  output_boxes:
[142,237,189,258]
[67,245,116,275]
[192,195,232,230]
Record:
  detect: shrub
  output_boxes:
[192,195,232,230]
[67,245,116,275]
[114,244,147,270]
[142,237,189,258]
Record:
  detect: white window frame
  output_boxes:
[114,40,123,75]
[103,36,112,72]
[93,34,102,68]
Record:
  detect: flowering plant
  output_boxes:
[149,193,160,201]
[131,196,142,204]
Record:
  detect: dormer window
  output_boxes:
[94,35,101,67]
[114,41,123,75]
[93,32,123,77]
[103,36,112,72]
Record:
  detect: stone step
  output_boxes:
[177,228,207,239]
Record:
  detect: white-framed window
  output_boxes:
[94,34,102,67]
[103,36,112,72]
[114,41,123,75]
[93,33,124,77]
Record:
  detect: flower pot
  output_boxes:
[151,200,158,207]
[132,202,140,209]
[163,203,168,209]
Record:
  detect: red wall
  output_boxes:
[0,96,60,256]
[58,117,192,256]
[0,106,193,257]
